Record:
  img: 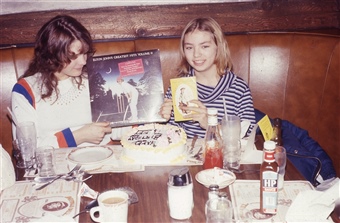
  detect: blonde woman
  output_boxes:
[160,17,255,138]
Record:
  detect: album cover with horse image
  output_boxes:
[87,49,166,127]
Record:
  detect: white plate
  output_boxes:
[67,146,113,165]
[195,168,236,189]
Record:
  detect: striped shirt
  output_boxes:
[165,71,256,138]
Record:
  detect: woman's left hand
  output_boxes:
[182,99,208,130]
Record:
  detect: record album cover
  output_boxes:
[87,49,166,127]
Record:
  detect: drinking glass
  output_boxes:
[36,146,56,177]
[221,115,241,141]
[12,138,34,169]
[205,196,233,223]
[274,146,286,190]
[16,121,37,152]
[223,140,241,170]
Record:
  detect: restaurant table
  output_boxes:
[15,136,339,222]
[75,137,339,223]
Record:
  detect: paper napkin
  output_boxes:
[33,213,76,222]
[240,124,263,164]
[285,178,339,222]
[0,144,15,191]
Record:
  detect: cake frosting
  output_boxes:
[121,124,187,164]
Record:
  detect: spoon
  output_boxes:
[35,164,81,190]
[73,199,98,218]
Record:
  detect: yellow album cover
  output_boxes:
[170,76,198,122]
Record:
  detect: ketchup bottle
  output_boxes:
[203,108,223,169]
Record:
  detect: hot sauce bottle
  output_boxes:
[203,108,223,169]
[260,140,279,214]
[270,118,283,146]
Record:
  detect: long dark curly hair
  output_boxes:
[22,15,94,99]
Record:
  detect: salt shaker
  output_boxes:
[167,167,194,220]
[205,192,233,222]
[208,184,220,200]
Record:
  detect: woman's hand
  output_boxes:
[74,122,112,145]
[159,98,173,121]
[182,99,208,130]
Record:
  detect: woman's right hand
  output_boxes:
[159,98,173,121]
[74,122,112,145]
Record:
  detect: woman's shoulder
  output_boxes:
[226,71,249,86]
[17,73,42,85]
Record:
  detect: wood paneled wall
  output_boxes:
[1,0,339,46]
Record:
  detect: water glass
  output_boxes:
[223,140,241,170]
[221,115,241,141]
[16,121,37,152]
[205,196,233,223]
[12,138,34,168]
[36,146,56,177]
[274,146,286,190]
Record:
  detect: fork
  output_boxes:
[188,135,198,155]
[35,164,81,190]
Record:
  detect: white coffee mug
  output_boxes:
[90,190,129,222]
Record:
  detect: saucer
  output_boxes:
[195,167,236,189]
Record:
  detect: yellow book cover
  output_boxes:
[258,115,273,141]
[170,76,198,122]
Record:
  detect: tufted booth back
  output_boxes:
[1,32,339,175]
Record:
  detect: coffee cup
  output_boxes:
[90,190,129,222]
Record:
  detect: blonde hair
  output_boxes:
[178,17,233,77]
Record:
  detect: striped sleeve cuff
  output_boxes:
[54,128,77,148]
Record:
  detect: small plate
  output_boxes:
[67,146,113,165]
[195,168,236,189]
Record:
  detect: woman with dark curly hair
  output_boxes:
[11,15,112,148]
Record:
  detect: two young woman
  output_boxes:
[11,15,255,148]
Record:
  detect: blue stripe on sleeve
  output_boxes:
[62,128,77,147]
[12,83,34,106]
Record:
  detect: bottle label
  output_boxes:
[261,171,278,214]
[263,151,275,162]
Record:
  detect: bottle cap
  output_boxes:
[207,108,218,115]
[208,184,219,191]
[168,167,192,186]
[264,140,276,150]
[273,118,282,126]
[218,192,228,198]
[207,108,218,125]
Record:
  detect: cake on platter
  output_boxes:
[120,123,187,165]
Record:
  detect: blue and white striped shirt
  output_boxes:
[165,71,256,138]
